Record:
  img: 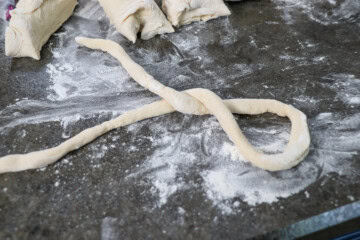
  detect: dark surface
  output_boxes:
[256,201,360,239]
[1,0,360,239]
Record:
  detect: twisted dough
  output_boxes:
[0,37,310,174]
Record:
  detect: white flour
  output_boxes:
[47,41,140,102]
[273,0,360,26]
[130,108,358,213]
[323,74,360,107]
[101,217,119,240]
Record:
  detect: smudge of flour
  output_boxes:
[273,0,360,26]
[101,217,119,240]
[322,74,360,107]
[0,96,155,133]
[122,90,359,214]
[46,42,140,102]
[123,115,293,212]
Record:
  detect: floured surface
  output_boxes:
[0,0,359,239]
[273,0,360,26]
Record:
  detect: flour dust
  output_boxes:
[125,110,358,213]
[273,0,360,26]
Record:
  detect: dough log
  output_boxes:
[5,0,78,60]
[162,0,231,27]
[0,37,311,174]
[98,0,174,43]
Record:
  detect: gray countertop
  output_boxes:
[0,0,359,239]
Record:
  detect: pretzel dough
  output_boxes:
[162,0,231,27]
[0,37,310,174]
[98,0,174,43]
[5,0,77,60]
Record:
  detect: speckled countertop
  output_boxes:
[0,0,359,239]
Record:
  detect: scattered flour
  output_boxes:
[124,102,358,213]
[322,74,360,106]
[220,142,247,162]
[273,0,360,26]
[347,195,355,201]
[124,116,304,212]
[304,191,310,198]
[101,217,119,240]
[279,54,328,69]
[46,45,139,101]
[178,207,186,215]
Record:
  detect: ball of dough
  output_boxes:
[5,0,77,60]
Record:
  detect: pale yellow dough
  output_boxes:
[0,37,311,174]
[162,0,231,27]
[98,0,174,43]
[5,0,77,60]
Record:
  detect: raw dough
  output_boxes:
[98,0,174,43]
[0,37,311,174]
[162,0,231,27]
[5,0,77,60]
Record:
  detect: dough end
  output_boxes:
[75,36,87,46]
[5,27,21,57]
[5,26,41,60]
[117,15,140,43]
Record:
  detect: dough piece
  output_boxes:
[98,0,174,43]
[5,0,77,60]
[162,0,231,27]
[0,37,311,174]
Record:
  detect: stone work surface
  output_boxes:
[0,0,359,239]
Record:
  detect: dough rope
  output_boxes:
[0,37,311,174]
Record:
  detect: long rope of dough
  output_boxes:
[0,37,311,174]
